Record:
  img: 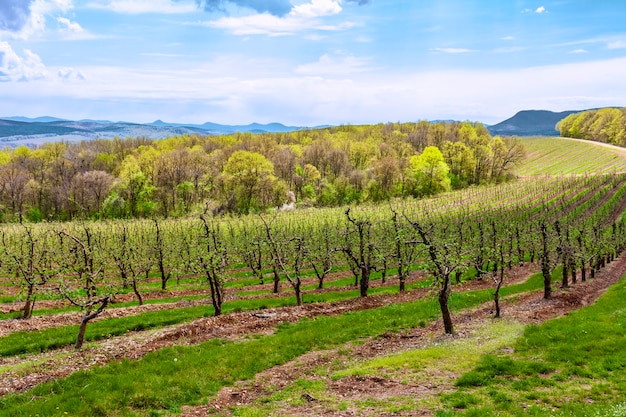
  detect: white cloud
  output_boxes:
[3,55,626,126]
[0,41,49,81]
[2,0,78,40]
[295,53,371,75]
[522,6,548,14]
[432,48,476,54]
[57,17,84,33]
[501,36,516,41]
[86,0,197,14]
[608,40,626,49]
[206,13,302,36]
[569,49,587,54]
[33,0,74,14]
[204,0,354,36]
[57,67,86,81]
[290,0,342,18]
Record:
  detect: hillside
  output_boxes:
[0,118,307,147]
[516,136,626,175]
[488,110,579,136]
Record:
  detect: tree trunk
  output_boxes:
[273,265,281,294]
[22,284,35,320]
[159,261,169,291]
[294,282,302,306]
[398,264,406,293]
[207,275,223,316]
[542,269,552,299]
[75,297,109,350]
[494,279,502,318]
[359,268,370,297]
[75,318,89,350]
[438,275,453,334]
[132,280,144,306]
[540,223,552,299]
[561,257,569,289]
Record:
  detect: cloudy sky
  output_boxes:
[1,0,625,125]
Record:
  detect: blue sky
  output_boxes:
[1,0,626,125]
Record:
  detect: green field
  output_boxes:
[517,136,626,176]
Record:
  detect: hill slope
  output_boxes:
[488,110,579,136]
[516,136,626,175]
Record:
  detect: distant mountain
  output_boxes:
[2,116,69,123]
[0,117,315,147]
[147,120,304,134]
[488,110,580,136]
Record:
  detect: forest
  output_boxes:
[558,107,626,146]
[0,121,524,221]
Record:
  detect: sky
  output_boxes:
[1,0,626,126]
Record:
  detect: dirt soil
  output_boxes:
[1,258,624,416]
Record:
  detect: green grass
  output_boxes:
[440,275,626,416]
[334,320,526,380]
[516,137,626,176]
[0,280,420,357]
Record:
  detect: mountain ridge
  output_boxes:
[0,118,315,147]
[0,109,595,147]
[487,109,581,136]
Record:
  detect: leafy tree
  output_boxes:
[222,150,277,214]
[117,155,155,217]
[407,146,451,197]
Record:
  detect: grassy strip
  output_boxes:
[0,271,550,416]
[439,276,626,416]
[0,280,424,357]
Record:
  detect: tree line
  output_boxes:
[558,107,626,146]
[0,121,525,220]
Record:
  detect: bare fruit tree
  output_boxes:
[57,225,115,349]
[1,225,58,319]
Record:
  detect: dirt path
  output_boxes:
[175,255,626,417]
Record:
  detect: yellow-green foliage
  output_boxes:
[558,107,626,145]
[0,121,525,220]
